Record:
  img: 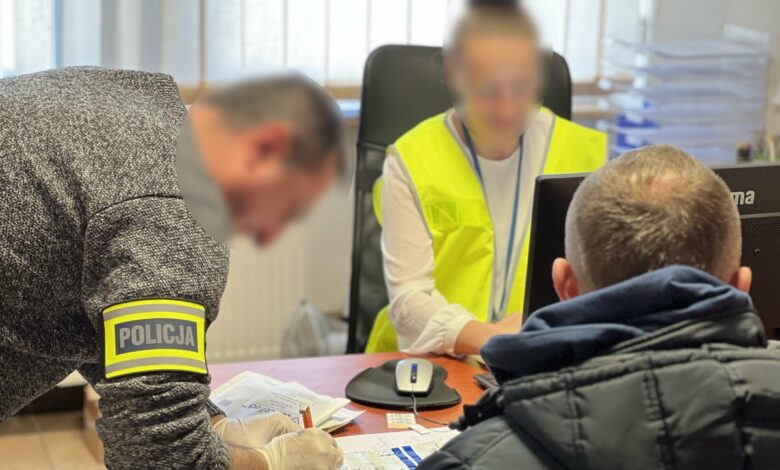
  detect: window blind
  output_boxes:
[0,0,649,85]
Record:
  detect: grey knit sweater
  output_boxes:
[0,68,230,469]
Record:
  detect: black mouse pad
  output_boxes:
[345,359,461,410]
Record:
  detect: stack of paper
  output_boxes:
[337,428,460,470]
[211,371,364,433]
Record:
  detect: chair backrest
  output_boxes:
[346,44,572,353]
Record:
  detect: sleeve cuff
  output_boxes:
[400,305,474,356]
[205,399,224,417]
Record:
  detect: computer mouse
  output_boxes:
[395,359,434,395]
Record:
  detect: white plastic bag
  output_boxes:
[281,302,346,358]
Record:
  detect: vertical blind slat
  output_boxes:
[368,0,409,51]
[59,0,101,68]
[287,0,326,82]
[564,0,602,81]
[12,0,53,74]
[161,0,200,84]
[328,0,367,85]
[244,0,285,77]
[0,0,14,74]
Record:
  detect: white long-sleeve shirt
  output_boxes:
[381,108,554,355]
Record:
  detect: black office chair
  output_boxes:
[346,45,573,353]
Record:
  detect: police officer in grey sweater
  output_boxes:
[0,67,345,469]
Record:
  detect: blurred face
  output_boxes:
[447,32,542,142]
[216,123,339,246]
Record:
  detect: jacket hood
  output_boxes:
[482,265,763,383]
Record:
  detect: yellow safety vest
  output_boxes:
[365,108,607,353]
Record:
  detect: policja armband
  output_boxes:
[101,299,207,379]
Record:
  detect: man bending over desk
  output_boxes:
[420,145,780,470]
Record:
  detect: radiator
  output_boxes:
[205,226,308,363]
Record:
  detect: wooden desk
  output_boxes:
[209,352,485,437]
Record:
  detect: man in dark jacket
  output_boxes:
[421,145,780,469]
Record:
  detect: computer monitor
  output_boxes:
[523,163,780,340]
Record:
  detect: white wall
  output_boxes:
[651,0,727,41]
[652,0,780,133]
[722,0,780,133]
[303,177,354,314]
[302,125,358,315]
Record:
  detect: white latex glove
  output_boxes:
[213,413,301,449]
[258,428,344,470]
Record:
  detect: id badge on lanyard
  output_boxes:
[461,123,523,322]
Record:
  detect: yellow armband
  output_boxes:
[102,298,207,379]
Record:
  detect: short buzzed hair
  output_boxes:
[565,145,741,290]
[201,72,347,172]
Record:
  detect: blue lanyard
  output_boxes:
[461,123,524,320]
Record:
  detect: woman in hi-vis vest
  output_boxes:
[366,0,607,355]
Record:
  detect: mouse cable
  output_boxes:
[411,393,456,430]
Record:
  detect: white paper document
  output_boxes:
[336,428,459,470]
[210,371,363,432]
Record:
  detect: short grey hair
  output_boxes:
[565,144,741,290]
[201,72,348,173]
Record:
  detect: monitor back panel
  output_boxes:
[727,164,780,340]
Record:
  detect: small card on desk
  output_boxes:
[386,413,416,429]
